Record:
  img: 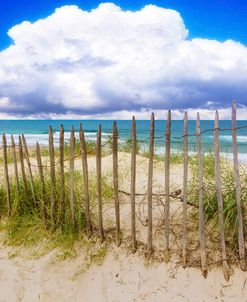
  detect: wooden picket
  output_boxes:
[147,113,154,256]
[96,124,104,242]
[196,113,208,278]
[113,121,121,246]
[164,110,171,262]
[49,126,56,225]
[232,101,246,271]
[59,125,65,227]
[2,134,10,215]
[213,111,230,281]
[80,123,92,237]
[131,116,137,252]
[182,112,188,268]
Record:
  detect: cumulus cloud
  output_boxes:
[0,3,247,119]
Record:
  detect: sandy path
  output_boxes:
[0,244,246,302]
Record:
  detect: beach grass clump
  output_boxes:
[188,153,247,242]
[0,169,113,255]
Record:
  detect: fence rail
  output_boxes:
[1,101,247,282]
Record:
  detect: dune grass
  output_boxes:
[0,169,113,257]
[188,153,247,243]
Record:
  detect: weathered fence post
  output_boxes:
[59,125,65,227]
[113,121,121,246]
[232,101,246,271]
[214,111,230,281]
[164,110,171,262]
[49,126,56,225]
[182,112,188,268]
[36,142,46,219]
[79,124,92,237]
[147,113,154,256]
[3,134,11,215]
[11,135,19,193]
[196,113,208,278]
[131,116,137,252]
[96,124,104,241]
[69,126,75,226]
[22,134,36,206]
[19,135,28,199]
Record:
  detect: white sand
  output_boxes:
[0,244,247,302]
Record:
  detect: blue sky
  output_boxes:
[1,0,247,50]
[0,1,247,119]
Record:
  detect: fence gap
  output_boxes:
[22,134,36,206]
[196,113,208,278]
[147,113,154,256]
[164,110,171,262]
[113,121,121,246]
[49,126,56,226]
[80,123,92,237]
[59,125,65,228]
[232,101,246,271]
[69,126,75,226]
[36,142,46,219]
[18,135,28,200]
[214,111,230,281]
[11,135,19,193]
[131,116,137,253]
[96,124,104,242]
[182,112,188,268]
[3,134,11,215]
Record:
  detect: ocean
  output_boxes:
[0,119,247,160]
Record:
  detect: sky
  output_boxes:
[0,0,247,119]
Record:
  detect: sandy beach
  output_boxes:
[0,242,247,302]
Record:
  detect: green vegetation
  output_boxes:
[0,170,113,259]
[188,153,247,242]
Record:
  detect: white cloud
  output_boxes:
[0,3,247,118]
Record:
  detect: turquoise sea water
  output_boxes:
[0,119,246,159]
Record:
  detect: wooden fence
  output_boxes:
[1,101,247,281]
